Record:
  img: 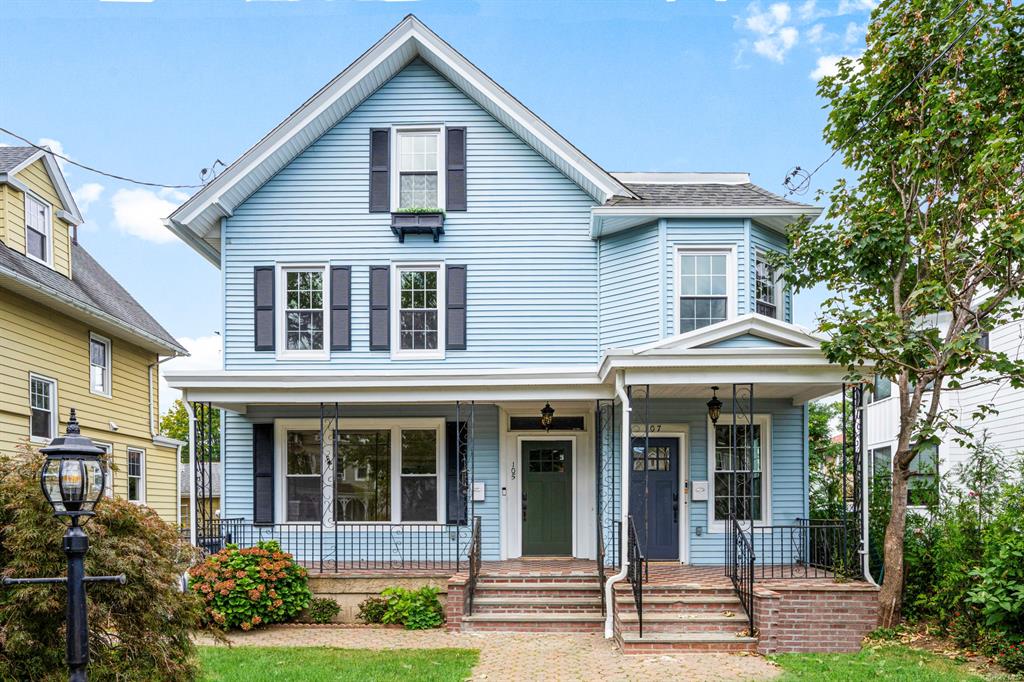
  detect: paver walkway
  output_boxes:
[199,626,780,681]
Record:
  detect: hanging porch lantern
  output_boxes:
[540,402,555,431]
[706,386,723,425]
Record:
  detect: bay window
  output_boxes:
[277,419,444,524]
[677,247,735,333]
[754,250,782,319]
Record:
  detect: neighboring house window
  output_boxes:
[908,443,939,508]
[127,448,145,503]
[677,248,734,333]
[866,376,892,403]
[25,193,51,265]
[392,265,445,358]
[871,446,892,479]
[278,419,444,524]
[95,442,113,499]
[279,267,328,356]
[394,129,443,210]
[29,374,57,442]
[285,429,323,522]
[708,415,770,525]
[978,331,990,351]
[754,251,781,319]
[89,334,112,396]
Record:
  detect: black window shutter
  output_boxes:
[369,129,390,213]
[446,421,468,525]
[253,423,274,525]
[446,265,467,350]
[369,265,390,351]
[446,127,467,212]
[330,266,351,351]
[253,267,275,351]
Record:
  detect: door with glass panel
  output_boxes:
[629,437,680,561]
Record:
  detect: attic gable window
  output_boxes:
[25,193,52,266]
[392,128,444,211]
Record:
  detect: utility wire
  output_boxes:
[0,125,206,190]
[784,0,983,196]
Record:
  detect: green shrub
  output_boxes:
[379,586,444,630]
[357,595,388,624]
[305,597,341,624]
[0,445,206,681]
[986,632,1024,675]
[189,540,311,630]
[967,504,1024,633]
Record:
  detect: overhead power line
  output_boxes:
[784,0,984,196]
[0,126,209,190]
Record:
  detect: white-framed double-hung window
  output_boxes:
[392,128,444,211]
[29,374,57,442]
[275,418,445,525]
[277,266,328,358]
[707,414,771,529]
[127,448,146,503]
[676,247,736,333]
[25,193,52,266]
[89,333,112,397]
[392,264,445,359]
[754,250,783,319]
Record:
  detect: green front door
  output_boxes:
[521,440,573,556]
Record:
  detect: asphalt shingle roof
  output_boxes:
[0,241,185,354]
[607,182,813,209]
[0,146,38,173]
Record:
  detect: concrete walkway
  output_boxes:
[199,626,780,681]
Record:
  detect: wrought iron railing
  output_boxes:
[727,517,755,634]
[182,520,473,572]
[748,518,859,580]
[465,516,482,616]
[626,515,646,638]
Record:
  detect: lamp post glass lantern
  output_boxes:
[2,408,124,682]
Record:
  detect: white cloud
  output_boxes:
[73,183,104,214]
[110,187,188,243]
[797,0,821,21]
[159,334,223,414]
[806,23,829,44]
[739,2,800,63]
[837,0,876,15]
[37,137,69,172]
[810,53,860,80]
[844,21,866,47]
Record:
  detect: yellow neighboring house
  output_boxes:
[0,145,188,524]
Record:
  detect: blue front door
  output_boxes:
[629,437,680,561]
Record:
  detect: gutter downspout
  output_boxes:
[184,396,197,548]
[148,355,179,438]
[604,370,632,638]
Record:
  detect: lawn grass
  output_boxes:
[199,646,478,682]
[771,643,988,681]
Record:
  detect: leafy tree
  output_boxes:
[160,399,219,463]
[807,400,851,519]
[780,0,1024,627]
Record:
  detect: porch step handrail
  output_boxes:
[465,516,482,616]
[728,516,756,636]
[626,515,647,638]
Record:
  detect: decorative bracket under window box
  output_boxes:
[390,212,445,243]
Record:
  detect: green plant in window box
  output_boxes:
[393,207,445,215]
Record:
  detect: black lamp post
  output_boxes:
[707,386,723,425]
[2,409,125,682]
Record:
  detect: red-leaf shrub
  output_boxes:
[189,541,311,630]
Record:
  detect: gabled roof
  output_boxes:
[167,15,637,265]
[0,241,187,356]
[0,146,84,225]
[592,172,821,237]
[629,314,824,354]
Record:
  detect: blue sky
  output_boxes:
[1,0,869,408]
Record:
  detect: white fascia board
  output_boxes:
[171,14,633,247]
[590,206,822,238]
[163,219,221,267]
[153,434,186,447]
[631,314,823,354]
[182,386,614,406]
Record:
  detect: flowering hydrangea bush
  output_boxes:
[189,541,312,630]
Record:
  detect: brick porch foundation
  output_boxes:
[753,580,880,653]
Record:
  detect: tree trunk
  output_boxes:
[878,468,909,627]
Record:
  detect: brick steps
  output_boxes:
[616,612,749,635]
[617,632,759,653]
[459,572,603,633]
[472,596,603,614]
[615,595,741,612]
[463,612,604,632]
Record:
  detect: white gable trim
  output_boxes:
[0,149,83,225]
[628,314,823,354]
[168,14,635,262]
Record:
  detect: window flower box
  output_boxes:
[390,211,445,243]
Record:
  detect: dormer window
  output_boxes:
[393,128,444,211]
[25,193,52,266]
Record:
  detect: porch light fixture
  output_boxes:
[540,402,555,431]
[707,387,723,425]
